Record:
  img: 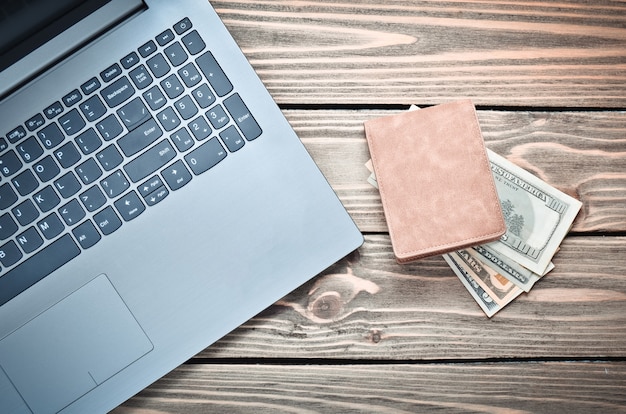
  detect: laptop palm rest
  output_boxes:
[0,274,153,414]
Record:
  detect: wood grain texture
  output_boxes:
[212,0,626,107]
[116,362,626,413]
[284,109,626,233]
[187,235,626,360]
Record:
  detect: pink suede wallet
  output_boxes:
[364,100,505,263]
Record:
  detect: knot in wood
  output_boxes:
[368,329,382,344]
[308,291,343,321]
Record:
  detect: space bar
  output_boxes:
[0,234,80,307]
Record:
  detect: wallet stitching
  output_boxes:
[365,101,506,261]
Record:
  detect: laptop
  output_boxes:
[0,0,363,412]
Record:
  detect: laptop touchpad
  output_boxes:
[0,274,153,414]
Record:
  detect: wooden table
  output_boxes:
[116,1,626,412]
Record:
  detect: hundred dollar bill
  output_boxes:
[486,149,582,275]
[451,249,523,307]
[442,253,503,317]
[470,244,547,292]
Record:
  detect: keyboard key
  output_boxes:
[37,213,64,240]
[206,104,230,129]
[0,213,18,240]
[96,145,123,171]
[160,73,184,99]
[100,170,130,198]
[181,30,205,55]
[100,63,122,82]
[16,227,43,254]
[33,155,61,182]
[143,85,167,111]
[75,128,102,155]
[219,125,245,152]
[72,220,101,249]
[59,109,86,135]
[188,116,211,140]
[114,191,145,221]
[196,51,233,97]
[170,127,194,152]
[6,126,26,143]
[54,141,82,169]
[43,101,64,119]
[174,96,198,120]
[25,114,45,131]
[118,118,163,156]
[59,199,85,226]
[156,29,175,46]
[191,84,216,108]
[96,114,124,141]
[178,62,202,87]
[117,97,151,130]
[0,240,22,268]
[101,76,135,107]
[62,89,82,107]
[93,206,122,236]
[164,42,188,66]
[139,176,165,197]
[12,199,40,226]
[129,64,153,90]
[0,234,80,306]
[121,51,140,69]
[144,186,168,206]
[54,171,81,198]
[161,160,192,190]
[138,40,157,58]
[123,139,176,183]
[184,137,227,175]
[16,136,44,163]
[79,185,106,212]
[37,123,65,149]
[146,53,170,78]
[33,185,61,213]
[0,137,7,151]
[75,158,102,185]
[224,93,262,141]
[173,17,192,35]
[0,183,18,210]
[79,95,107,122]
[80,77,101,95]
[12,169,38,196]
[0,150,22,177]
[157,106,181,131]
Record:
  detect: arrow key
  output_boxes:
[161,160,191,191]
[114,191,145,222]
[144,185,169,206]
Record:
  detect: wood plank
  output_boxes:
[188,236,626,360]
[212,0,626,107]
[283,109,626,233]
[115,362,626,413]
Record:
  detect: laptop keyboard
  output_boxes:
[0,17,262,306]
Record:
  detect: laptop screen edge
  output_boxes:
[0,0,145,100]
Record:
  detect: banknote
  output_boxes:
[470,244,546,292]
[442,253,502,317]
[486,149,582,275]
[451,250,523,306]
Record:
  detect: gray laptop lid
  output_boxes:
[0,0,362,413]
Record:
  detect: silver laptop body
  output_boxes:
[0,1,363,412]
